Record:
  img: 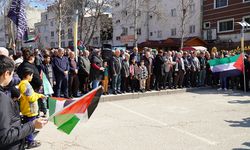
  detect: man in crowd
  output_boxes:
[68,51,79,97]
[53,48,70,98]
[142,51,153,91]
[78,50,91,94]
[111,49,122,95]
[154,50,165,91]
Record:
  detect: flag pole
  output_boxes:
[48,86,102,120]
[240,23,246,93]
[73,10,79,62]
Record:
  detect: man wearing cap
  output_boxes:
[53,48,70,98]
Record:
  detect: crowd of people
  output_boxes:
[7,46,250,98]
[0,45,250,149]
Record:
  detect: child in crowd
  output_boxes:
[129,58,139,92]
[102,61,109,95]
[19,68,45,149]
[138,60,148,92]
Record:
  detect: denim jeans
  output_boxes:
[199,70,206,86]
[22,116,37,143]
[92,80,100,89]
[112,74,121,92]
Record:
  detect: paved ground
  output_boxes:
[35,89,250,150]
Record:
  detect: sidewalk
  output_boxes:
[100,87,210,102]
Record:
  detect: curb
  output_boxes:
[100,87,211,103]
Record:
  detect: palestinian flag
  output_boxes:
[24,34,40,43]
[208,54,244,76]
[48,86,103,134]
[41,71,54,95]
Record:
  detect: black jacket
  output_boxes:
[90,55,103,81]
[153,54,165,76]
[0,86,35,150]
[17,60,42,91]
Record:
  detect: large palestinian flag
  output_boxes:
[208,54,244,76]
[48,86,103,134]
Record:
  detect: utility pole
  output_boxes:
[58,0,62,48]
[134,0,138,47]
[146,0,150,41]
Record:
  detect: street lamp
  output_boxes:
[236,20,250,93]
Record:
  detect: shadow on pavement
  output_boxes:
[228,100,250,104]
[232,142,250,150]
[187,88,250,97]
[225,118,250,128]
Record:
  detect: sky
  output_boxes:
[26,0,55,10]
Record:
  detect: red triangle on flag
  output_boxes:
[233,54,244,72]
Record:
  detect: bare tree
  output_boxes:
[112,0,167,47]
[177,0,197,49]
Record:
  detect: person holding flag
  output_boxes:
[0,55,47,150]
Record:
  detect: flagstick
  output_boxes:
[48,86,102,120]
[241,26,246,93]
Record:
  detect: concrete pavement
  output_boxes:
[35,89,250,150]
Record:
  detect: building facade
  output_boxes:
[35,5,112,49]
[112,0,203,48]
[203,0,250,50]
[0,16,6,47]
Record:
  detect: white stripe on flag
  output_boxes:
[55,100,66,114]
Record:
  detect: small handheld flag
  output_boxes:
[48,86,103,134]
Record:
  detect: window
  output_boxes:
[218,19,234,33]
[51,31,54,38]
[171,9,176,17]
[45,36,48,42]
[61,41,65,48]
[157,30,162,38]
[244,16,250,24]
[171,28,176,36]
[122,27,128,36]
[61,30,65,40]
[116,36,121,41]
[244,0,250,2]
[50,21,53,27]
[189,25,196,34]
[150,32,153,36]
[93,37,99,45]
[68,28,73,39]
[189,3,195,14]
[45,14,48,20]
[115,2,120,7]
[116,20,120,24]
[214,0,228,8]
[204,22,211,29]
[122,10,128,17]
[137,28,141,35]
[137,10,141,17]
[243,16,250,29]
[50,42,55,48]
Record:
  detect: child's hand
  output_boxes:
[40,94,46,99]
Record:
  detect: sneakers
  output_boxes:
[26,140,41,149]
[217,88,228,91]
[217,88,223,91]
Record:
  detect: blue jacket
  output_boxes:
[53,56,69,77]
